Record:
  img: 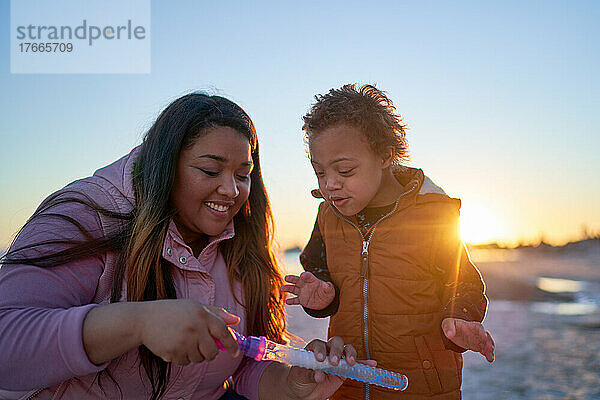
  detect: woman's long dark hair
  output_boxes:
[1,93,287,399]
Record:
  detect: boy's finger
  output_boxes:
[281,284,298,294]
[326,336,344,366]
[342,344,357,365]
[322,281,335,293]
[357,359,377,367]
[486,331,495,348]
[300,271,317,282]
[441,318,457,339]
[284,275,300,284]
[484,331,495,362]
[305,340,327,362]
[285,297,300,305]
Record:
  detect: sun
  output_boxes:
[459,203,505,244]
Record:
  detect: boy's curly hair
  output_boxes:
[302,84,409,163]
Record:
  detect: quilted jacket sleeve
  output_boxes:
[0,189,110,390]
[432,203,488,352]
[298,217,340,318]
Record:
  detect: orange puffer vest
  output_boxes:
[318,167,465,399]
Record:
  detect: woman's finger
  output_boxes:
[210,306,241,327]
[288,365,317,390]
[188,346,205,363]
[197,332,220,361]
[211,326,239,358]
[160,354,172,363]
[205,307,240,357]
[196,319,226,361]
[313,370,325,383]
[171,354,191,366]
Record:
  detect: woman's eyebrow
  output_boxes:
[196,154,226,162]
[196,154,253,167]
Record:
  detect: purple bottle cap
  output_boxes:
[214,330,267,361]
[232,330,267,361]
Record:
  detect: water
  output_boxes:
[534,276,600,315]
[536,276,583,293]
[283,249,600,316]
[530,302,597,315]
[282,249,303,276]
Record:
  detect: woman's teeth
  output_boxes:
[206,202,230,212]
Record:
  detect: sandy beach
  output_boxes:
[284,247,600,399]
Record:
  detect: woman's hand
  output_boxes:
[83,299,240,365]
[137,299,240,365]
[281,272,335,310]
[281,336,376,400]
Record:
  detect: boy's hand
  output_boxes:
[281,272,335,310]
[442,317,495,362]
[271,337,376,400]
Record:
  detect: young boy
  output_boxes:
[282,84,494,400]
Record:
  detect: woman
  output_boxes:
[0,93,360,399]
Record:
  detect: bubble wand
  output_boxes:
[216,331,408,391]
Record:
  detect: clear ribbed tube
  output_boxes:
[217,331,408,391]
[261,339,408,391]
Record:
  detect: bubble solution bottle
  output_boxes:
[216,331,408,391]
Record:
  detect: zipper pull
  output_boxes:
[360,241,368,278]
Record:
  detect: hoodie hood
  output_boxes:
[92,146,141,210]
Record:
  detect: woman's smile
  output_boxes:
[204,200,233,216]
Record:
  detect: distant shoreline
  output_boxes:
[284,237,600,255]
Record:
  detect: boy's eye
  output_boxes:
[338,168,355,175]
[236,174,250,181]
[315,171,325,177]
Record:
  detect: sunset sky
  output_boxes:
[1,1,599,251]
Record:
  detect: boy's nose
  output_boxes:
[325,177,342,191]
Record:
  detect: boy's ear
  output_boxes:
[381,147,394,168]
[311,189,324,199]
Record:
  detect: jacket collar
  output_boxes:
[163,219,235,272]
